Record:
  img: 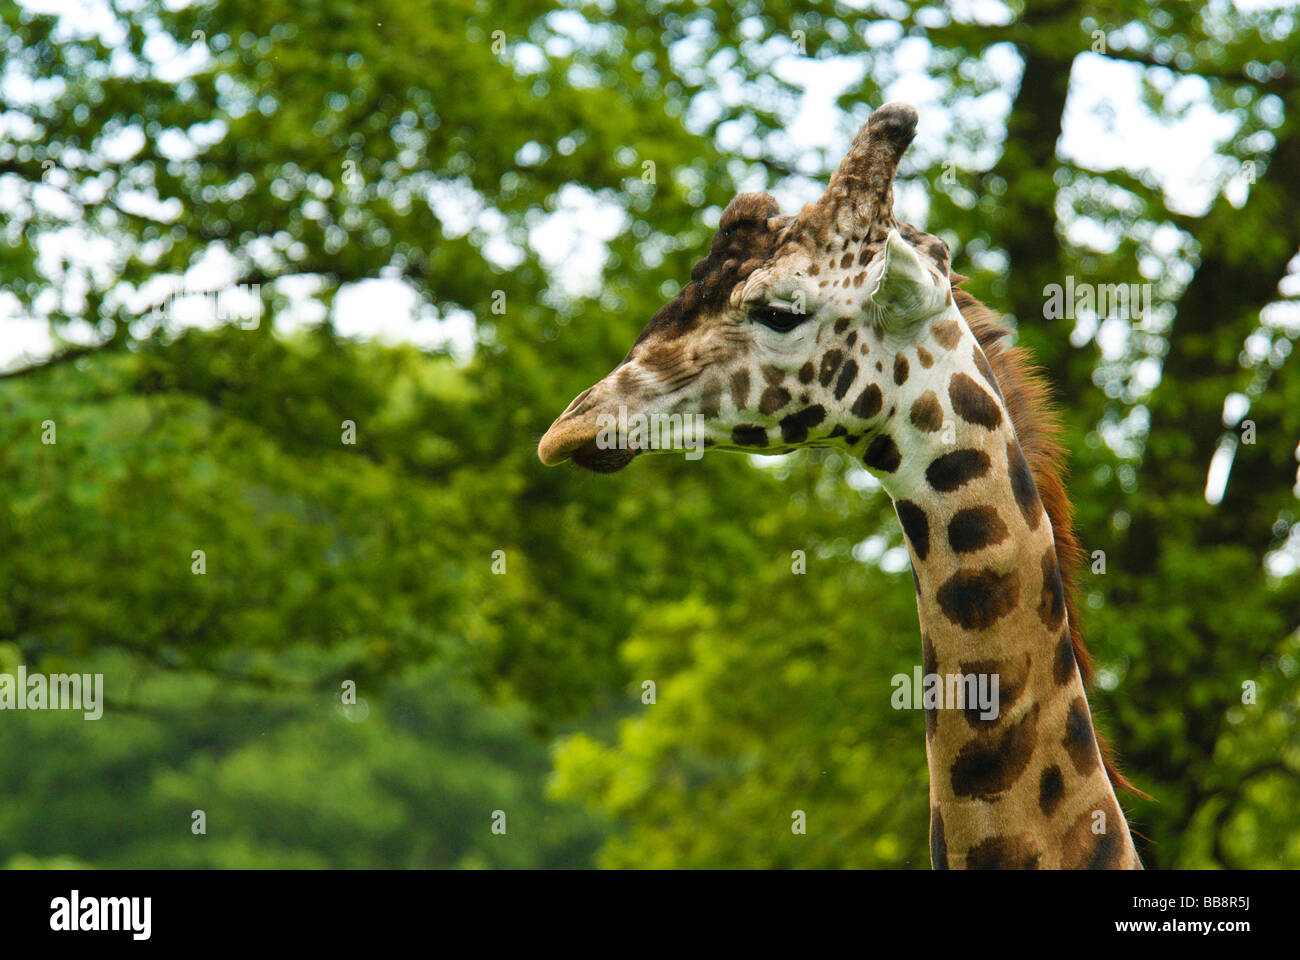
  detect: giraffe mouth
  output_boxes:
[570,439,639,473]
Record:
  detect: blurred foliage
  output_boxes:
[0,0,1297,868]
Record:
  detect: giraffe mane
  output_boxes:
[952,284,1147,799]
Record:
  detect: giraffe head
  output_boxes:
[539,102,974,491]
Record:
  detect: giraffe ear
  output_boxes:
[870,229,950,328]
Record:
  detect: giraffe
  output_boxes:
[537,102,1143,869]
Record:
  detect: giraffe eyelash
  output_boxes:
[750,303,806,333]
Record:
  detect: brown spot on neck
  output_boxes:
[931,318,961,349]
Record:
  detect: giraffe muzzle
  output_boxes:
[537,416,640,472]
[537,416,597,466]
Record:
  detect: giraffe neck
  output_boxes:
[868,319,1141,869]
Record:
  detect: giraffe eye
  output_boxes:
[751,303,805,333]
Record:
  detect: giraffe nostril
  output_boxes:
[563,388,594,417]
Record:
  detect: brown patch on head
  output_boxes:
[616,366,643,397]
[863,433,901,472]
[851,383,883,420]
[700,385,721,419]
[833,359,859,400]
[818,350,844,387]
[759,386,792,415]
[631,193,780,348]
[916,345,934,368]
[730,369,751,409]
[779,405,826,443]
[638,339,686,374]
